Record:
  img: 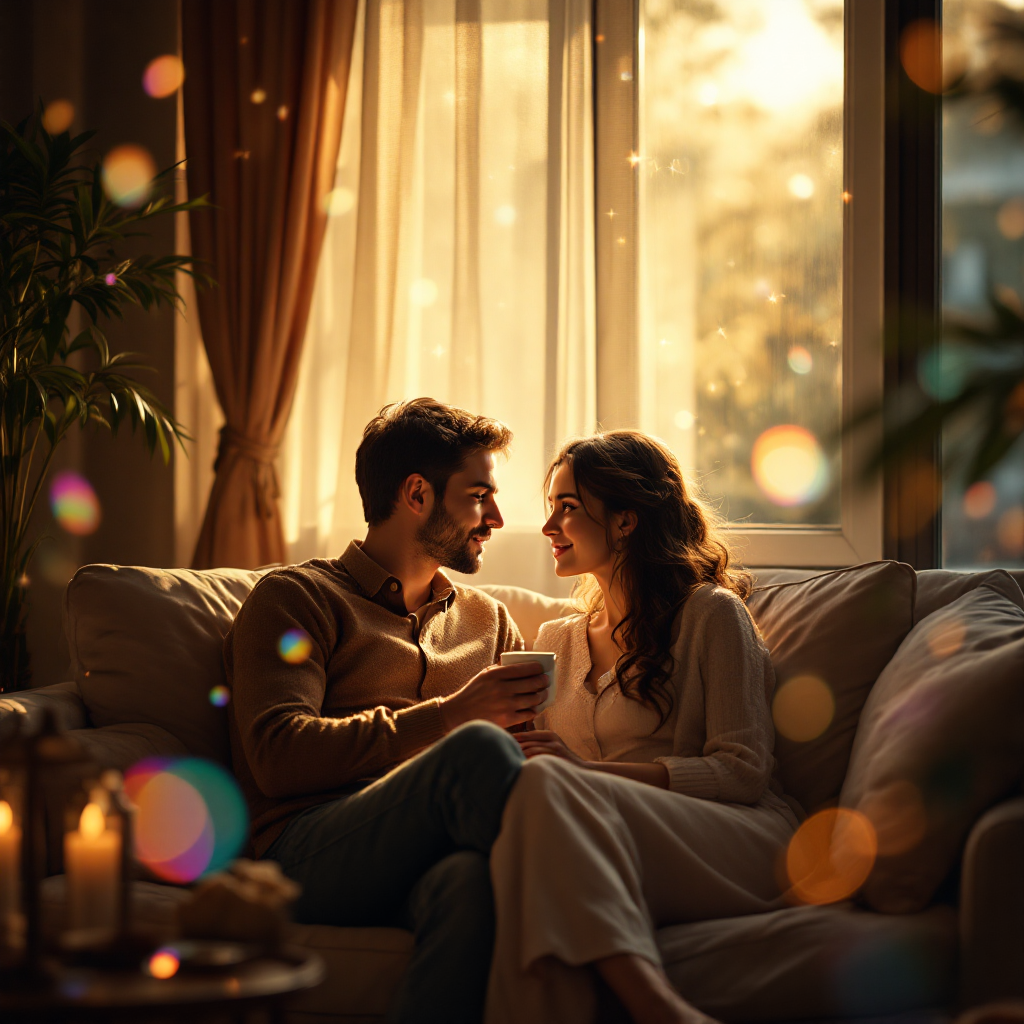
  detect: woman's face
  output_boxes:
[542,461,615,579]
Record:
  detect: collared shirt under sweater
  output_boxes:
[224,541,523,857]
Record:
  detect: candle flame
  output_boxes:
[80,802,105,839]
[0,800,11,834]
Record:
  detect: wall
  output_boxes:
[1,0,182,686]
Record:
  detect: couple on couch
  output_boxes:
[225,398,802,1024]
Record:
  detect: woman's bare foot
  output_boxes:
[596,953,718,1024]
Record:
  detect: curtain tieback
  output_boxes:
[216,426,281,519]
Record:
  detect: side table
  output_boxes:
[0,946,324,1023]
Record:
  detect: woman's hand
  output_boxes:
[515,730,587,766]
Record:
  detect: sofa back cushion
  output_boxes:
[476,584,574,650]
[914,567,1022,624]
[839,575,1024,913]
[64,565,268,764]
[746,561,917,814]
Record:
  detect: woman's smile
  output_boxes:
[552,543,572,559]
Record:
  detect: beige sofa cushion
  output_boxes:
[840,577,1024,913]
[64,565,267,764]
[746,561,917,814]
[914,567,1024,624]
[477,584,574,650]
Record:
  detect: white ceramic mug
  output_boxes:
[499,651,558,713]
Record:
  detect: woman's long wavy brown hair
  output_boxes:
[546,431,752,726]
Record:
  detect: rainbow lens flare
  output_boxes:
[102,144,157,208]
[49,471,101,536]
[208,685,231,707]
[751,425,829,507]
[278,629,313,665]
[125,757,247,884]
[142,55,185,99]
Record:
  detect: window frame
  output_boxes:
[592,0,887,568]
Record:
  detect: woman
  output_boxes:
[486,432,802,1024]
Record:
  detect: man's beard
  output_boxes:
[417,500,488,574]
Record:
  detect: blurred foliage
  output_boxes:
[0,109,209,688]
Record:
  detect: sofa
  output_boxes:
[1,559,1022,1024]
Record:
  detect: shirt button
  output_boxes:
[389,581,399,592]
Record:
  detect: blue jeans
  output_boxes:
[264,721,526,1024]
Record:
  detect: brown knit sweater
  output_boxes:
[224,541,523,856]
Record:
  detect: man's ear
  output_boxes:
[399,474,434,518]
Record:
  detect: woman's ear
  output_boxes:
[617,510,638,539]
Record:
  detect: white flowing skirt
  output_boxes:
[486,757,799,1024]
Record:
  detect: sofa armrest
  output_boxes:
[960,796,1024,1008]
[0,680,88,735]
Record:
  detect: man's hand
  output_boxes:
[439,661,549,732]
[514,730,586,766]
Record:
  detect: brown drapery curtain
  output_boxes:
[182,0,358,568]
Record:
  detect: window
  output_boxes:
[281,0,886,591]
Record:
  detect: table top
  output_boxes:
[0,945,324,1015]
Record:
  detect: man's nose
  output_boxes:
[485,499,504,530]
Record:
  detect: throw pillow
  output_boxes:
[64,564,268,764]
[746,561,917,814]
[839,577,1024,913]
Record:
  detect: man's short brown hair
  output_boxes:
[355,398,513,526]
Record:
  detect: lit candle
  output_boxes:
[65,802,120,931]
[0,800,20,935]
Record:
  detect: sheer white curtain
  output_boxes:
[280,0,594,595]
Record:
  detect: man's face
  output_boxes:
[417,449,504,574]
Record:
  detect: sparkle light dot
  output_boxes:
[277,105,289,121]
[102,144,157,208]
[278,629,313,665]
[42,99,74,134]
[250,88,267,104]
[142,55,185,99]
[842,191,853,204]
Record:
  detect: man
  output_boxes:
[224,398,547,1024]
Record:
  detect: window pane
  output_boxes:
[941,0,1024,568]
[638,0,845,525]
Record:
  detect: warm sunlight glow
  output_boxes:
[786,808,877,905]
[79,802,106,840]
[788,173,815,199]
[927,617,965,659]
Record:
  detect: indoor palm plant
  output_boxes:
[1,111,206,690]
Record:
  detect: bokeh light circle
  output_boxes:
[125,757,247,883]
[102,144,157,208]
[209,685,231,707]
[772,675,835,742]
[997,507,1024,557]
[42,99,75,134]
[751,425,829,507]
[278,629,313,665]
[49,471,101,536]
[142,55,185,99]
[997,198,1024,241]
[147,948,180,979]
[788,173,815,200]
[963,481,996,519]
[787,345,813,375]
[786,808,877,905]
[900,20,943,93]
[409,278,439,307]
[323,187,356,217]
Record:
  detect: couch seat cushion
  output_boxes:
[64,565,268,763]
[840,576,1024,913]
[659,902,957,1021]
[746,561,917,814]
